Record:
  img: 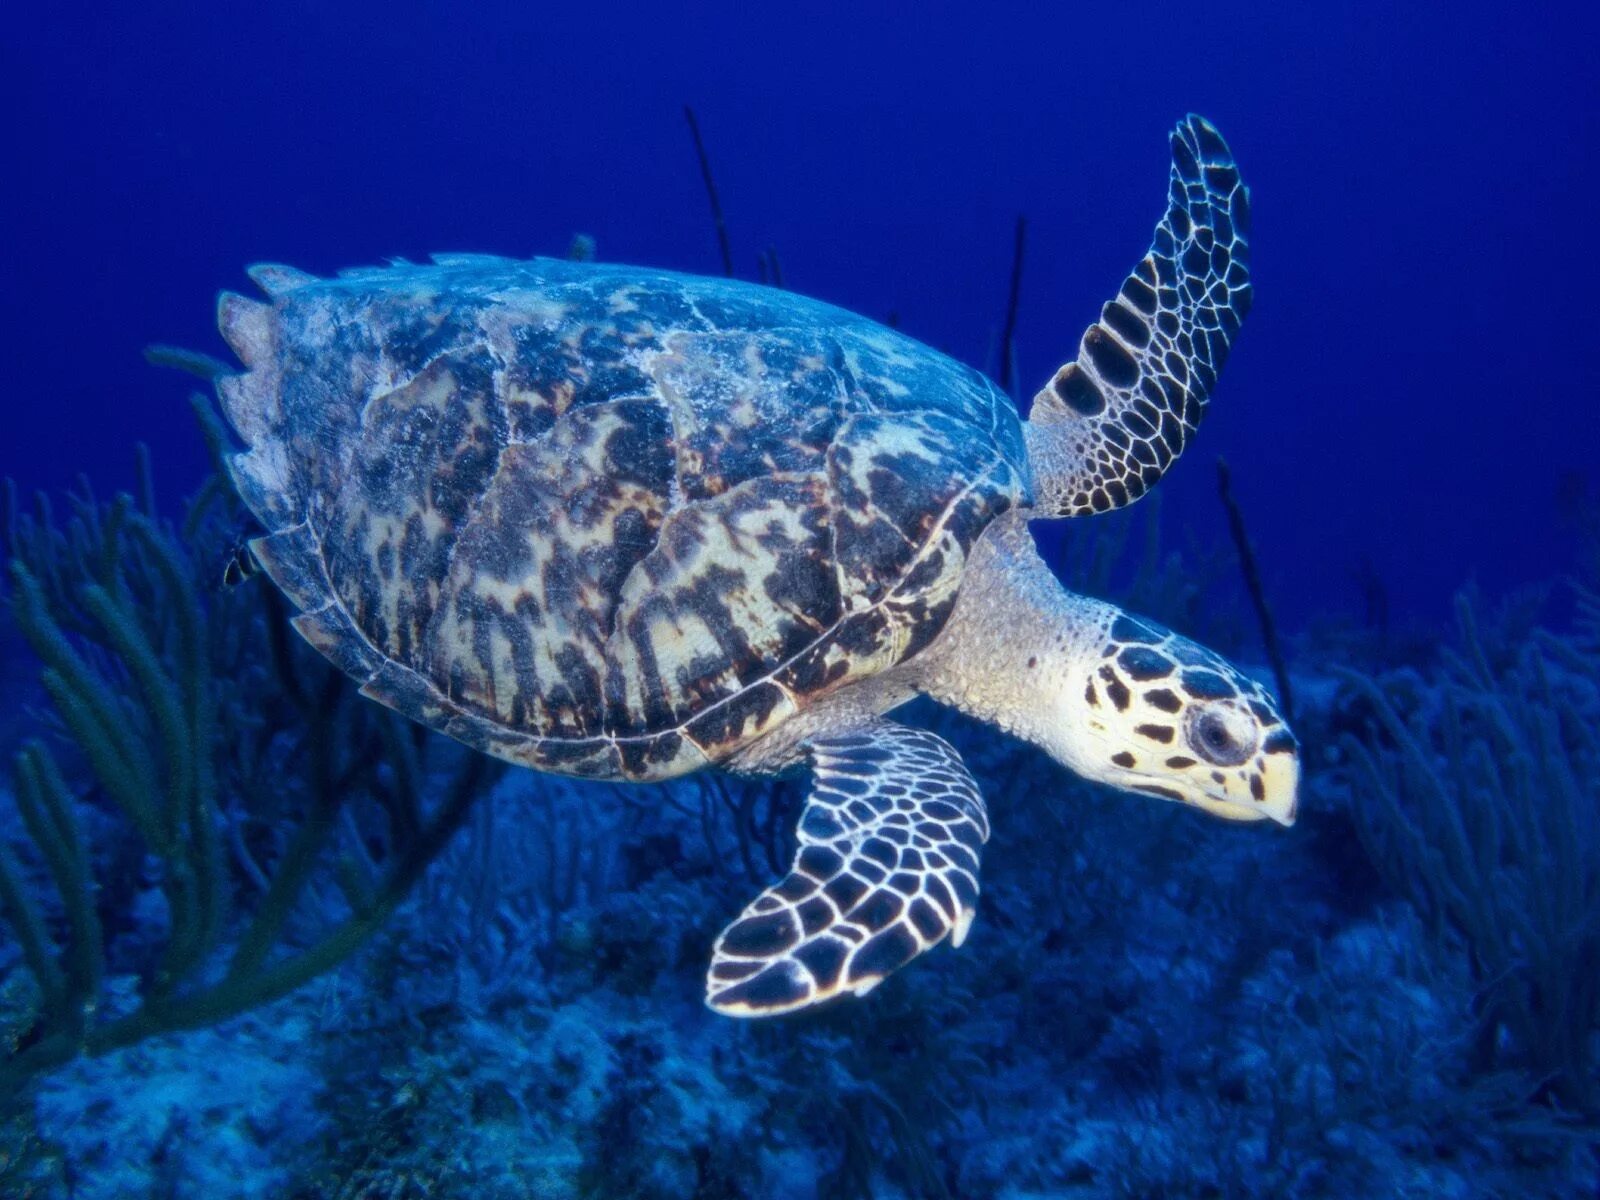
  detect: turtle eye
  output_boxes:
[1189,708,1252,767]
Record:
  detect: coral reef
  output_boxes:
[2,462,1597,1196]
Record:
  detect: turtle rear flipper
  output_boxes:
[706,725,989,1017]
[1028,114,1252,515]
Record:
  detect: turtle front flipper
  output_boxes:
[706,725,990,1017]
[1026,114,1252,516]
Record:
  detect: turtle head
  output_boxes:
[1057,610,1299,826]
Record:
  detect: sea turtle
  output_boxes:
[214,115,1299,1017]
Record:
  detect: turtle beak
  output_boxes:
[1181,746,1299,826]
[1259,750,1299,827]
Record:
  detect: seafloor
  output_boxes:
[0,461,1596,1199]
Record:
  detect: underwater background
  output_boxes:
[2,1,1598,1196]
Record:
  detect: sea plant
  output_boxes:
[1342,590,1600,1115]
[0,427,499,1090]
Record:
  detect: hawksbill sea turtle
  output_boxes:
[213,115,1299,1017]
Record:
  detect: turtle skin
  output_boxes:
[218,256,1030,781]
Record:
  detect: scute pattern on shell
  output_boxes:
[219,256,1030,780]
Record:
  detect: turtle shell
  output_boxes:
[217,255,1030,780]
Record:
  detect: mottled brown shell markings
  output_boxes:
[608,474,835,741]
[431,397,673,740]
[218,256,1030,780]
[652,330,854,502]
[326,347,507,667]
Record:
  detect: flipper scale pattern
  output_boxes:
[1029,114,1251,515]
[706,724,989,1016]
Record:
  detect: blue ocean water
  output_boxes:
[2,2,1598,1196]
[7,0,1599,626]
